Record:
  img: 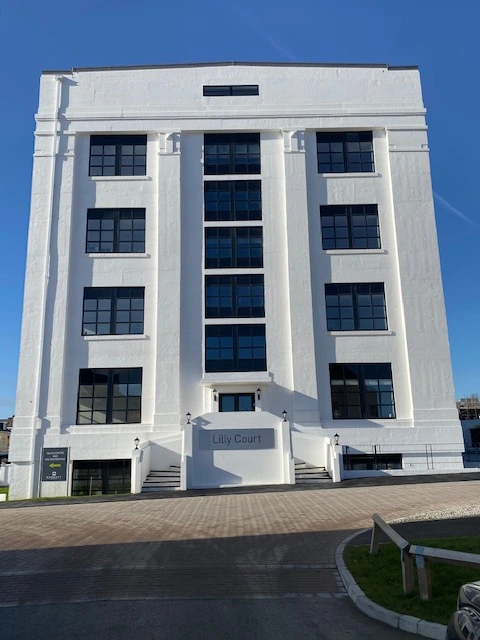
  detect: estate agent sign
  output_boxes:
[41,448,68,481]
[199,428,275,450]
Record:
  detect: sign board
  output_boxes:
[199,428,275,451]
[41,448,68,481]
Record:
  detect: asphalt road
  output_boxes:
[0,598,415,640]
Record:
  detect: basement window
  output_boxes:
[203,85,259,96]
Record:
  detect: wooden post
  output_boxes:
[401,549,415,595]
[370,520,380,554]
[416,553,432,600]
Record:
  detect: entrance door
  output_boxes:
[219,393,255,412]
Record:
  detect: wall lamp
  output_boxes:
[134,437,140,450]
[334,433,340,446]
[256,388,261,401]
[186,412,191,424]
[213,388,218,402]
[282,409,287,422]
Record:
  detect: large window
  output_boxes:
[86,208,145,253]
[343,453,402,471]
[205,227,263,268]
[203,85,259,96]
[77,368,142,424]
[325,283,387,331]
[204,133,260,175]
[219,393,255,412]
[205,325,266,372]
[204,180,262,221]
[329,363,395,419]
[320,205,380,250]
[316,131,374,173]
[82,287,144,336]
[72,460,131,496]
[89,135,147,176]
[205,275,264,318]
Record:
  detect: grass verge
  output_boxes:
[344,537,480,625]
[0,486,8,499]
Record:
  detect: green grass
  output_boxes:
[344,537,480,625]
[0,486,8,499]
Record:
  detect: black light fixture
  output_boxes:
[257,388,261,401]
[213,388,218,402]
[186,412,191,424]
[334,433,340,446]
[134,437,140,450]
[282,409,287,422]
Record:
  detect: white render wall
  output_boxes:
[9,63,464,499]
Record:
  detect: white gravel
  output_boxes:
[391,504,480,523]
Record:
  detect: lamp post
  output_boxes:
[334,433,340,446]
[212,389,218,402]
[134,437,140,450]
[256,388,261,401]
[282,410,287,422]
[186,412,191,424]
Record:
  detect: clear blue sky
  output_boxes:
[0,0,478,416]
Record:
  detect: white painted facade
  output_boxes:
[9,62,464,499]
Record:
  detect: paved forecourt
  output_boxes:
[1,479,479,606]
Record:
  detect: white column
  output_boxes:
[283,130,319,425]
[153,133,182,431]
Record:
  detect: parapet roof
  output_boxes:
[42,61,418,75]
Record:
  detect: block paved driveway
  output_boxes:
[1,479,479,639]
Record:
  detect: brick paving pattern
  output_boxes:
[1,479,479,605]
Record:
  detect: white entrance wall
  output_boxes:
[185,412,293,488]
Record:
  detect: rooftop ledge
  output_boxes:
[42,61,418,75]
[202,372,272,387]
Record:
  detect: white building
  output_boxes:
[8,62,465,499]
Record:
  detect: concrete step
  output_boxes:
[295,473,330,480]
[295,477,332,484]
[142,486,180,492]
[148,470,181,476]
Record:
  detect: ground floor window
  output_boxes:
[342,453,402,471]
[72,459,131,496]
[219,393,255,412]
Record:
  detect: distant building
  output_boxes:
[457,395,480,421]
[9,62,465,499]
[0,417,13,461]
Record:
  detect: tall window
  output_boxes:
[86,209,145,253]
[205,275,264,318]
[205,227,263,268]
[316,132,374,173]
[205,325,266,372]
[77,368,142,424]
[329,363,395,420]
[89,135,147,176]
[82,288,144,336]
[325,283,387,331]
[320,205,380,250]
[204,180,262,221]
[204,133,260,175]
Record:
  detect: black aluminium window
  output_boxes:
[82,288,144,336]
[205,275,264,318]
[343,453,402,471]
[320,205,380,250]
[86,209,145,253]
[77,368,142,425]
[203,85,259,96]
[204,180,262,221]
[205,325,266,372]
[219,393,255,412]
[89,135,147,176]
[317,131,374,173]
[72,460,131,496]
[205,227,263,268]
[325,283,387,331]
[330,363,396,420]
[204,133,260,175]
